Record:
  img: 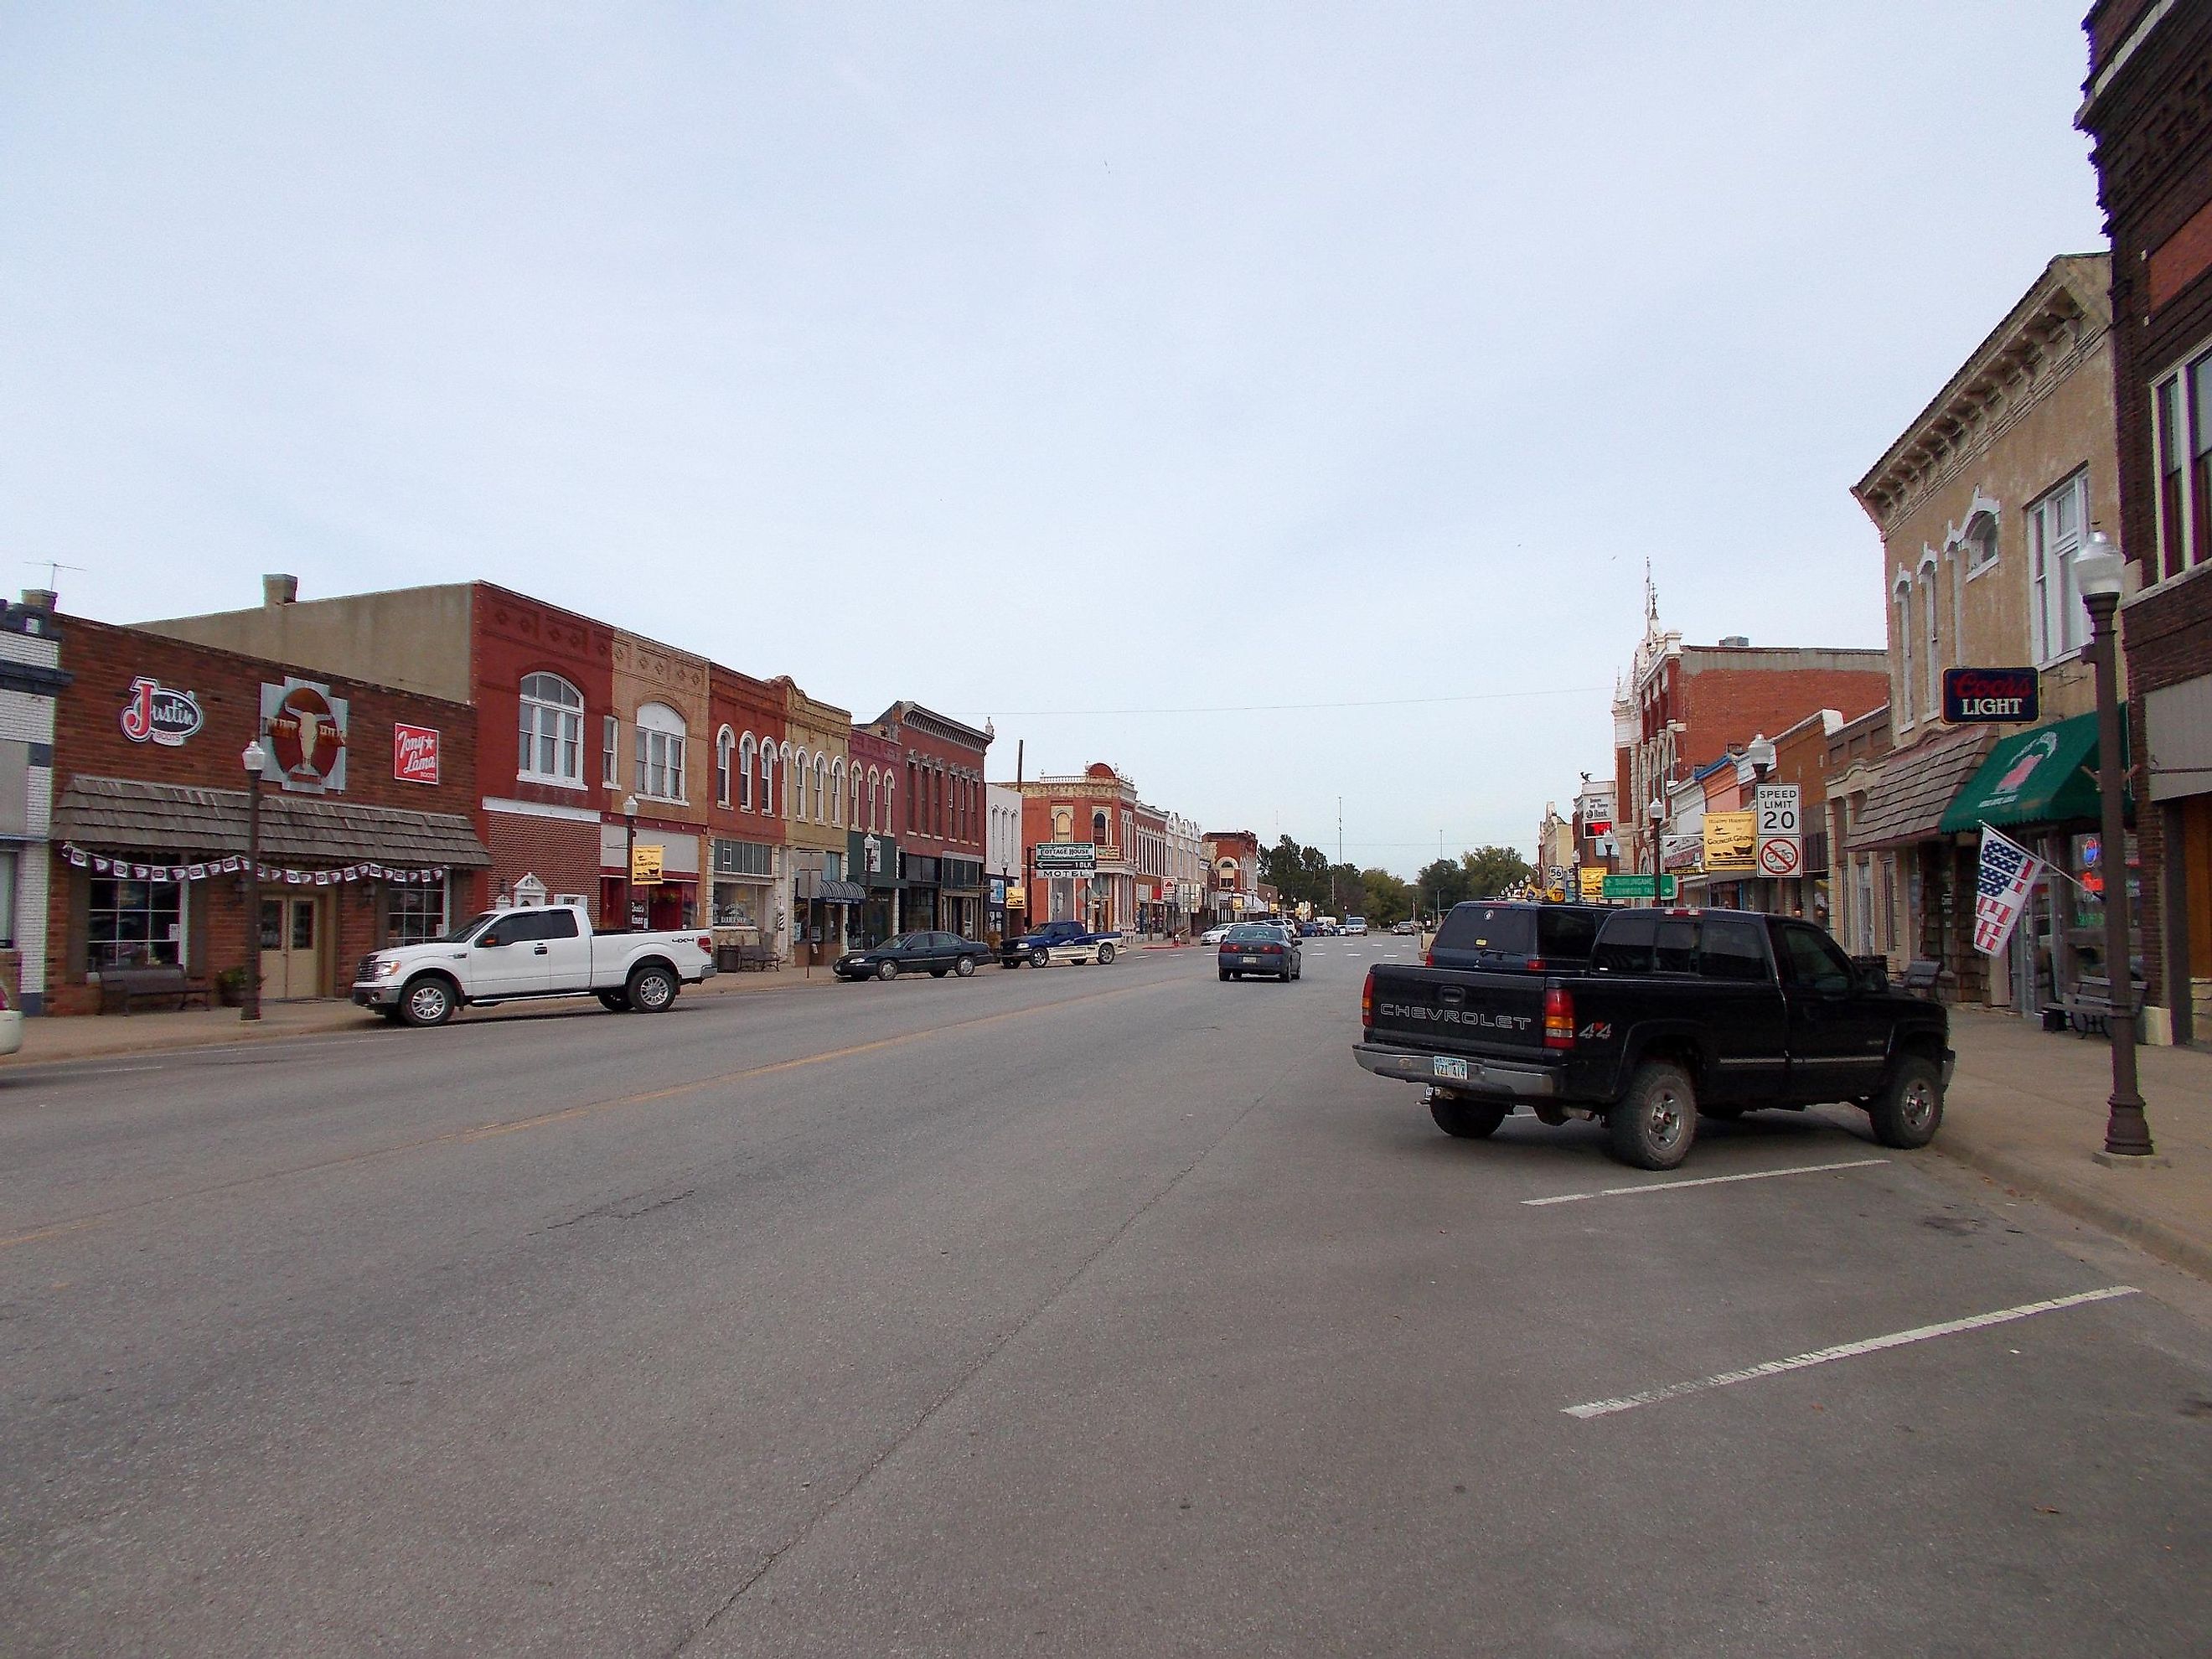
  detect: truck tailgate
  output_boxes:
[1366,965,1549,1058]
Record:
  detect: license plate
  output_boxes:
[1239,955,1261,965]
[1433,1057,1470,1082]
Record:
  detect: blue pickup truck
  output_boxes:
[999,918,1127,968]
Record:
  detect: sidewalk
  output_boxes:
[1936,1005,2212,1281]
[1,965,840,1067]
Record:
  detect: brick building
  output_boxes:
[781,679,857,963]
[1202,829,1261,925]
[705,664,786,954]
[869,702,990,938]
[49,613,487,1013]
[1848,254,2121,1009]
[2080,0,2212,1043]
[845,725,903,946]
[0,593,68,1011]
[1611,581,1889,876]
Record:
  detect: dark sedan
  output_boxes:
[1217,923,1301,982]
[835,931,989,982]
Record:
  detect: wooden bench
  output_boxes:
[1899,959,1947,998]
[2058,974,2145,1039]
[716,943,778,972]
[97,964,213,1015]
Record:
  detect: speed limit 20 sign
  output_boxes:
[1755,783,1801,878]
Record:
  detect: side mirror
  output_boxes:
[478,932,506,948]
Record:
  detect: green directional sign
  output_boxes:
[1601,874,1677,900]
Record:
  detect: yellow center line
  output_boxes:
[1,974,1183,1253]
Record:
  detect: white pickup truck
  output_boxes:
[352,902,716,1026]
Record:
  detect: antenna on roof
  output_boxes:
[23,559,86,597]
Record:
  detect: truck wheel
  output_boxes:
[628,964,678,1013]
[1030,946,1049,968]
[1431,1095,1509,1139]
[400,975,456,1028]
[1868,1054,1944,1149]
[876,959,900,981]
[598,990,631,1012]
[1608,1062,1697,1170]
[954,956,975,977]
[1097,942,1115,964]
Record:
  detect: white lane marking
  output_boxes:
[1563,1286,2140,1419]
[1522,1158,1889,1207]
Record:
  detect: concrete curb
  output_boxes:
[1934,1138,2212,1284]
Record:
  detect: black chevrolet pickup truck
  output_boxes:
[1355,907,1952,1170]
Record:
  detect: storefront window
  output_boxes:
[386,876,448,945]
[0,850,15,947]
[90,877,184,969]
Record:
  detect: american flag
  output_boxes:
[1973,828,2044,956]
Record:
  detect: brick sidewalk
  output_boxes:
[0,965,838,1066]
[1936,1005,2212,1282]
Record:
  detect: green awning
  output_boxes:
[1938,712,2106,834]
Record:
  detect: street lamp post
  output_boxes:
[240,737,267,1022]
[622,795,640,933]
[1646,796,1665,902]
[2076,535,2155,1161]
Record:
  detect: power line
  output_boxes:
[957,685,1607,719]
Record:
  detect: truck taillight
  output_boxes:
[1526,958,1545,971]
[1422,948,1432,966]
[697,936,712,952]
[1543,985,1574,1050]
[1361,968,1374,1029]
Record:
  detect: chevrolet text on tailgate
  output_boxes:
[1354,907,1953,1170]
[353,902,716,1027]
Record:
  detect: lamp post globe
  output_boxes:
[2075,529,2154,1160]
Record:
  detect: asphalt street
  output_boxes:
[3,938,2209,1656]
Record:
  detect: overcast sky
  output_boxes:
[3,3,2107,876]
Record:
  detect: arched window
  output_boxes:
[850,765,861,829]
[793,748,810,820]
[868,768,881,832]
[1093,809,1109,845]
[779,743,794,817]
[831,758,846,827]
[716,726,735,808]
[518,672,585,785]
[739,734,757,810]
[907,761,917,834]
[758,741,775,814]
[814,754,829,824]
[634,702,687,801]
[1964,512,1998,572]
[1894,581,1915,725]
[885,777,895,837]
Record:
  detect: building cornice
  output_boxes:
[1853,254,2113,533]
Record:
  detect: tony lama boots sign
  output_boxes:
[1943,667,2040,724]
[261,677,349,793]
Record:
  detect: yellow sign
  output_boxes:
[1579,869,1605,901]
[631,843,664,884]
[1703,811,1757,874]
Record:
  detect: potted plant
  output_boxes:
[214,966,247,1007]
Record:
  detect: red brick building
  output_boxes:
[869,702,990,937]
[1612,587,1888,876]
[2080,0,2212,1041]
[49,615,487,1013]
[704,664,787,948]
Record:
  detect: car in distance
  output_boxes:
[1342,917,1369,936]
[1390,920,1418,936]
[1218,922,1301,982]
[1198,924,1232,945]
[353,902,716,1026]
[835,931,990,981]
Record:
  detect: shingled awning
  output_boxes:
[54,777,491,868]
[1847,726,1995,851]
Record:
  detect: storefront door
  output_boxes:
[259,894,326,1000]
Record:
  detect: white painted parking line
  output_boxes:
[1563,1286,2140,1419]
[1522,1158,1889,1207]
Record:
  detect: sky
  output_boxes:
[1,3,2109,876]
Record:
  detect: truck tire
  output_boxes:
[598,989,631,1012]
[400,974,457,1028]
[1431,1095,1509,1139]
[1030,946,1050,968]
[1868,1054,1943,1149]
[876,959,900,981]
[628,964,678,1013]
[1097,942,1115,964]
[1608,1062,1697,1170]
[954,956,975,977]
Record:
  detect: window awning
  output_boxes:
[1938,712,2110,834]
[54,776,491,867]
[814,879,868,903]
[1848,726,1994,850]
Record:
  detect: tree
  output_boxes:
[1358,868,1413,926]
[1460,845,1534,900]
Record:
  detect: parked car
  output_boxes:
[1424,900,1605,973]
[1342,917,1369,936]
[1218,922,1302,982]
[1354,908,1951,1170]
[837,931,990,981]
[0,981,20,1055]
[353,902,716,1026]
[1198,924,1233,945]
